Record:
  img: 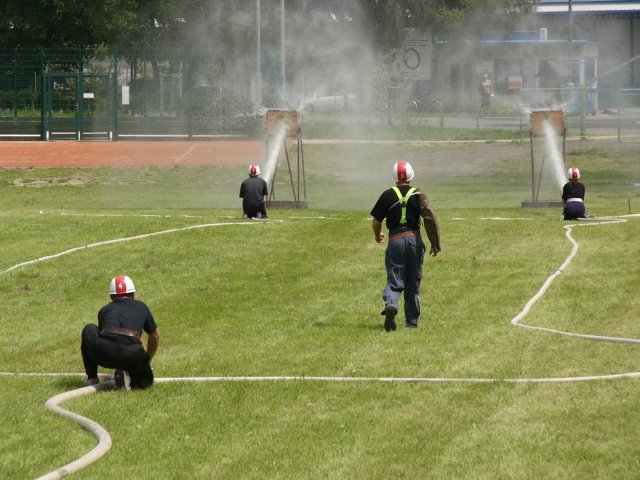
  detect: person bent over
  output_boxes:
[81,275,160,390]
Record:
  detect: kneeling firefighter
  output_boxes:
[239,164,269,219]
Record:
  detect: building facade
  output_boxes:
[428,1,639,110]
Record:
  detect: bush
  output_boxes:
[0,88,40,111]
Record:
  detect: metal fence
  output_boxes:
[0,48,85,139]
[0,47,639,141]
[418,85,639,140]
[617,89,640,142]
[0,47,264,140]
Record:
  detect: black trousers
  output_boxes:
[243,201,267,219]
[81,324,154,389]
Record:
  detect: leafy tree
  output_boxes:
[0,0,536,53]
[0,0,140,49]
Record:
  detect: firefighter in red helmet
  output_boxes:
[81,275,160,390]
[370,161,441,332]
[562,167,587,220]
[240,163,269,219]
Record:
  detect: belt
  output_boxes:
[101,327,141,339]
[389,230,420,241]
[567,198,583,203]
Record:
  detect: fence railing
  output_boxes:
[617,89,640,142]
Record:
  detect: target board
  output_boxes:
[266,109,299,137]
[530,109,565,137]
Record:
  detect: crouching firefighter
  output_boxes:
[370,161,441,331]
[81,275,160,390]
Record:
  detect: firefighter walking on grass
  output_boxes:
[370,161,441,331]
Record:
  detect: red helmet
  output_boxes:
[249,164,261,176]
[109,275,136,295]
[393,161,414,183]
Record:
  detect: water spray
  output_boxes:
[262,122,288,189]
[522,110,566,208]
[598,55,640,80]
[263,109,307,209]
[541,120,568,191]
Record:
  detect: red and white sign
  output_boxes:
[508,76,523,90]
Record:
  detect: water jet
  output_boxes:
[264,109,307,209]
[522,109,566,208]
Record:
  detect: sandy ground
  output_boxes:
[0,138,631,177]
[0,141,265,168]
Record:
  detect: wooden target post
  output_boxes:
[265,109,307,209]
[522,109,566,208]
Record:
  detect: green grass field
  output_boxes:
[1,138,639,479]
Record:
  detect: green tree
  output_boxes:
[0,0,536,53]
[0,0,140,49]
[0,0,199,52]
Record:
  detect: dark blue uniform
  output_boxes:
[562,181,586,220]
[371,185,426,327]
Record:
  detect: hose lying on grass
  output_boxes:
[36,380,114,480]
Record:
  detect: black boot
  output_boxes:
[382,305,397,332]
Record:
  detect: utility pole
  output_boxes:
[255,0,262,112]
[568,0,573,61]
[280,0,286,107]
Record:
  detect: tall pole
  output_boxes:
[568,0,573,62]
[280,0,286,107]
[256,0,262,111]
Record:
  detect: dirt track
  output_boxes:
[0,141,265,168]
[0,137,629,173]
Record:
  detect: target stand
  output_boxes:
[265,109,307,209]
[522,109,566,208]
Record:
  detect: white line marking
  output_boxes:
[175,144,197,163]
[60,212,204,218]
[154,372,640,383]
[478,217,532,221]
